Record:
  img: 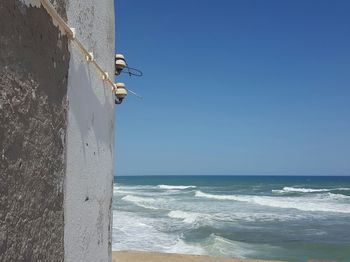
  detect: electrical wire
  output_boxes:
[39,0,142,99]
[122,66,143,77]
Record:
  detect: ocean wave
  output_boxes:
[322,192,350,200]
[168,210,202,224]
[158,185,196,190]
[201,234,256,258]
[112,210,184,252]
[195,190,241,200]
[195,191,350,213]
[202,234,283,258]
[165,239,205,255]
[121,195,160,210]
[272,186,350,194]
[272,187,330,193]
[114,186,182,197]
[212,211,311,223]
[116,185,160,191]
[113,188,136,195]
[167,209,302,225]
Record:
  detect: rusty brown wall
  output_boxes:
[0,0,69,261]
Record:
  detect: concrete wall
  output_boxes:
[64,0,115,261]
[0,0,115,261]
[0,1,69,261]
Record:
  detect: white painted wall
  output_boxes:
[64,0,115,261]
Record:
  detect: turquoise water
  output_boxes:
[112,176,350,261]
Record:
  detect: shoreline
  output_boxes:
[112,251,281,262]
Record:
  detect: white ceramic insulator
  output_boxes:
[70,27,76,39]
[102,72,109,80]
[86,52,94,62]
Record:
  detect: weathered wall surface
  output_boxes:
[0,0,69,261]
[64,0,115,261]
[0,0,115,261]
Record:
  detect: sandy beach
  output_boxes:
[112,251,280,262]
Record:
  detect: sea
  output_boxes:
[112,176,350,261]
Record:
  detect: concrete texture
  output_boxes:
[0,0,115,261]
[64,0,115,261]
[19,0,67,20]
[0,0,69,261]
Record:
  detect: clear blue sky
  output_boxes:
[114,0,350,176]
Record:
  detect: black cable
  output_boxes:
[122,64,143,77]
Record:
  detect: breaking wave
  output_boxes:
[168,210,202,224]
[194,191,350,213]
[322,192,350,200]
[122,195,160,210]
[272,187,330,193]
[158,185,196,190]
[201,234,261,258]
[272,186,350,194]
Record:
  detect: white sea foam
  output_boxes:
[117,185,160,191]
[272,187,330,193]
[114,189,136,195]
[158,185,196,190]
[195,190,240,200]
[114,185,152,195]
[113,210,206,255]
[195,191,350,213]
[323,192,350,200]
[113,211,180,251]
[168,210,202,223]
[213,211,311,223]
[113,210,268,257]
[202,234,255,258]
[167,210,297,225]
[165,239,205,255]
[272,186,350,194]
[122,195,160,210]
[114,184,181,196]
[199,234,284,259]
